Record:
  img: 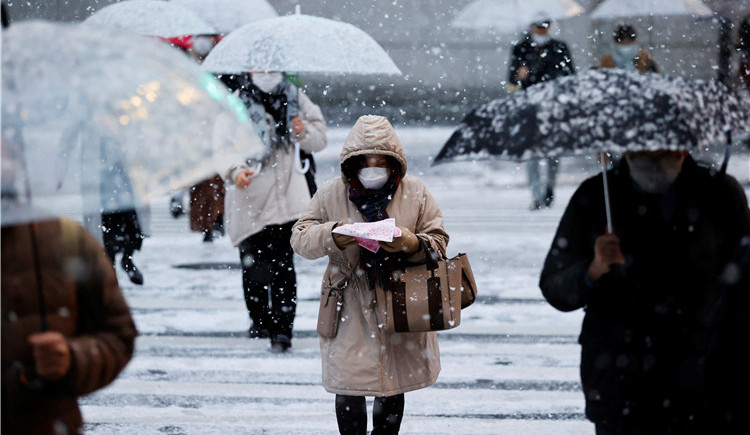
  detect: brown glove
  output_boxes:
[379,227,420,254]
[332,220,359,249]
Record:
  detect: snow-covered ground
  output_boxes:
[81,126,750,434]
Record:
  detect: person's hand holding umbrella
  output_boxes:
[587,230,626,282]
[28,331,72,381]
[291,115,306,140]
[234,167,259,189]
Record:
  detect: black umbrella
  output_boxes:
[435,69,749,163]
[434,69,750,231]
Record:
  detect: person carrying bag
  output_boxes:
[291,115,449,434]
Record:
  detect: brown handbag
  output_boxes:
[316,276,347,338]
[376,242,478,333]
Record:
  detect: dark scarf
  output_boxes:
[232,74,300,151]
[348,175,403,290]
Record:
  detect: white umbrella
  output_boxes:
[451,0,585,32]
[590,0,713,19]
[84,0,216,38]
[170,0,278,34]
[201,13,402,75]
[2,20,266,226]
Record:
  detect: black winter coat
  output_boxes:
[539,157,750,429]
[508,35,575,89]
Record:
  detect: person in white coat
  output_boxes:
[291,115,449,434]
[223,71,327,353]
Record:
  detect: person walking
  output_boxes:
[223,71,326,353]
[508,14,576,210]
[539,150,750,434]
[98,153,147,285]
[599,24,658,73]
[2,218,137,435]
[291,115,449,434]
[189,174,225,242]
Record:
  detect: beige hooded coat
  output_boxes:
[291,115,449,396]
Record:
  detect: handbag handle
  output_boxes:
[421,239,441,271]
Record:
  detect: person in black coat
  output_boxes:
[508,15,575,210]
[704,233,750,433]
[539,151,750,434]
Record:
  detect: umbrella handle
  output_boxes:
[601,155,613,234]
[293,141,310,174]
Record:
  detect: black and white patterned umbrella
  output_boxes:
[434,69,750,165]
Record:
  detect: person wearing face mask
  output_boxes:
[508,14,576,211]
[599,24,658,73]
[222,70,327,353]
[539,149,750,434]
[291,115,449,435]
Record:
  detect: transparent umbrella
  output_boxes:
[170,0,278,35]
[201,12,402,75]
[589,0,713,48]
[590,0,713,19]
[450,0,585,33]
[1,20,266,226]
[84,0,216,38]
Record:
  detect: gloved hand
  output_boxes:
[380,227,420,254]
[332,220,359,249]
[28,331,71,381]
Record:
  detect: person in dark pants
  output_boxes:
[507,13,575,210]
[99,157,145,286]
[237,222,296,342]
[223,71,327,353]
[540,151,750,434]
[101,209,144,285]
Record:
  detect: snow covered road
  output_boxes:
[81,127,750,434]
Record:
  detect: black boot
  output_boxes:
[270,334,292,353]
[121,254,144,285]
[543,187,554,208]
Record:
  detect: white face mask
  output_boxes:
[192,35,216,57]
[358,167,389,190]
[614,44,639,66]
[626,154,683,194]
[251,72,284,93]
[531,33,550,45]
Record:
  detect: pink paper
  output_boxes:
[333,218,402,253]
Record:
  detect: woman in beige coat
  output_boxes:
[291,115,449,434]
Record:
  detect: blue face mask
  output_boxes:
[613,44,639,69]
[358,167,389,190]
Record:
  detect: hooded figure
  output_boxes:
[291,115,449,434]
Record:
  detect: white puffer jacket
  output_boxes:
[224,90,326,245]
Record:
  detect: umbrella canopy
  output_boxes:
[451,0,585,32]
[590,0,713,19]
[433,69,750,164]
[2,20,266,226]
[170,0,278,34]
[84,0,216,38]
[201,13,402,75]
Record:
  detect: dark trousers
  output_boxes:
[335,394,405,435]
[238,222,296,339]
[101,209,142,263]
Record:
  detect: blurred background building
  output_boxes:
[5,0,750,125]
